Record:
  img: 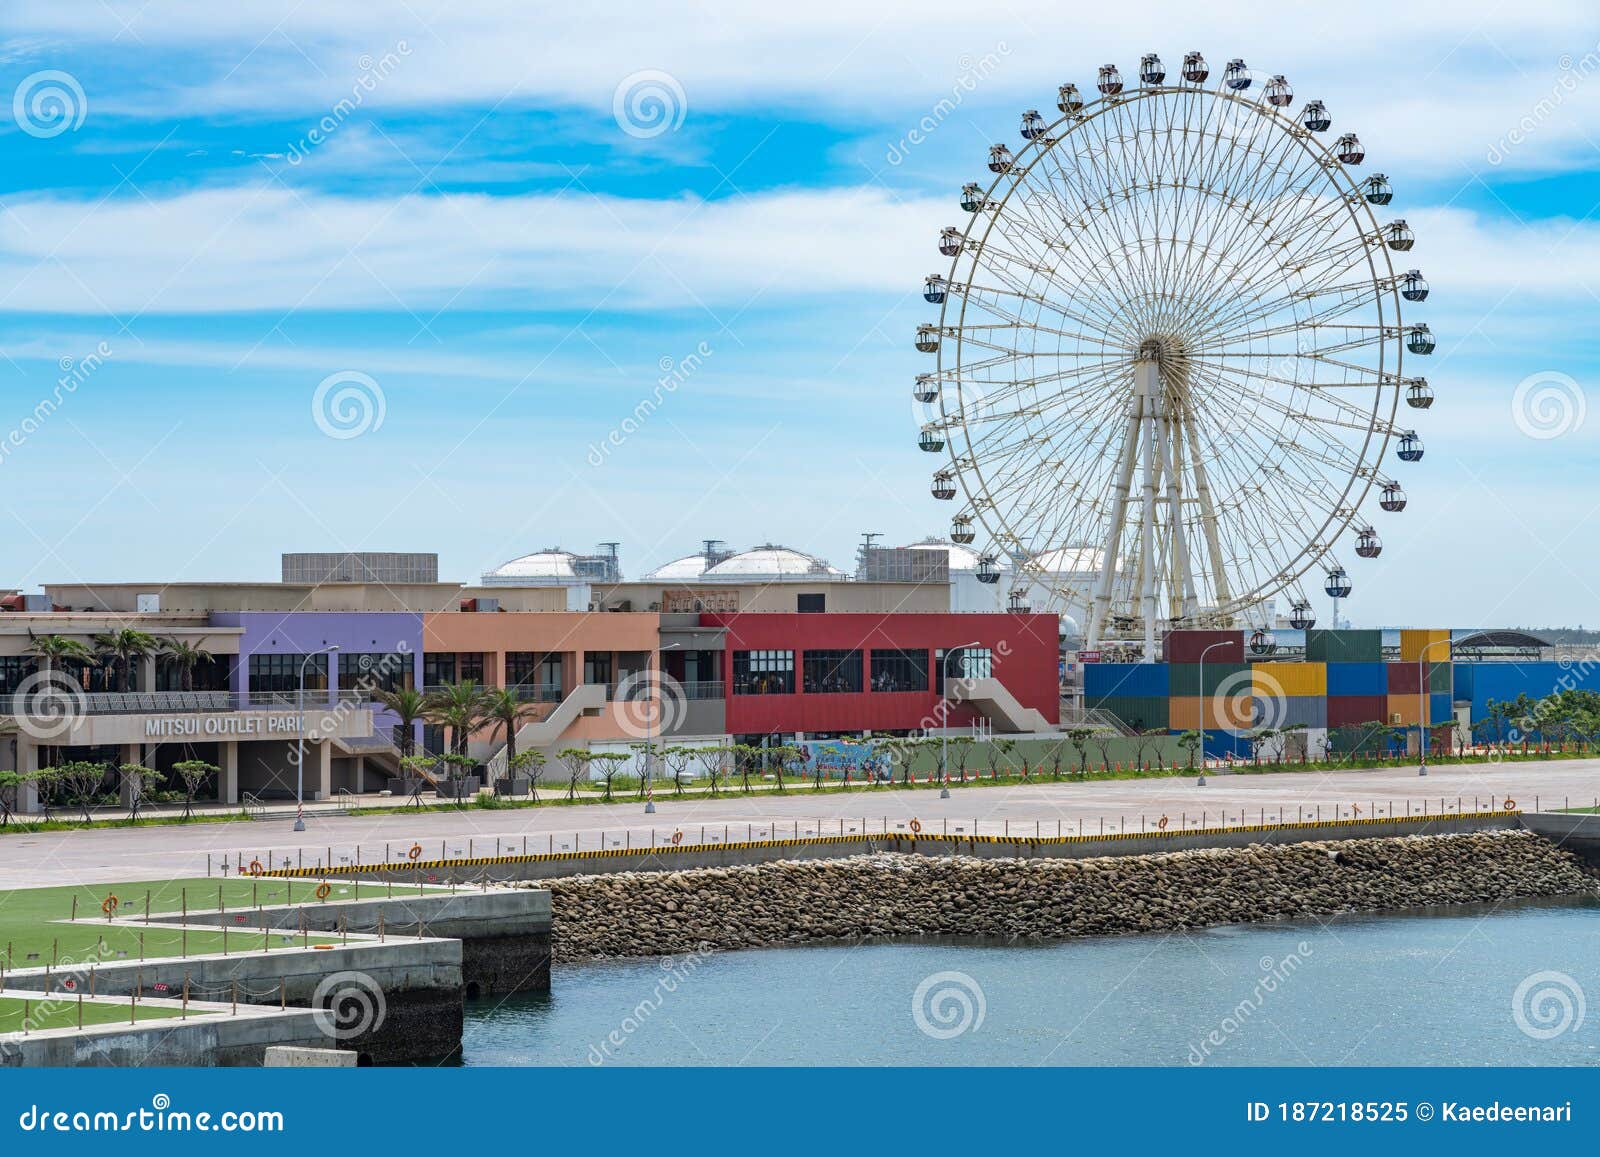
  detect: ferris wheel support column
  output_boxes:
[1162,406,1198,622]
[1137,354,1161,661]
[1182,401,1233,611]
[1087,399,1143,648]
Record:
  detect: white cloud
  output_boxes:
[10,1,1600,176]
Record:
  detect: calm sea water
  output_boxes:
[460,900,1600,1066]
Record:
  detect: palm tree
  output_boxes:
[160,636,214,692]
[481,687,541,779]
[424,680,488,757]
[92,628,160,693]
[26,632,90,675]
[375,686,428,757]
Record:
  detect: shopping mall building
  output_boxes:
[0,544,1061,810]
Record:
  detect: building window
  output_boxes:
[506,652,563,694]
[732,650,795,695]
[338,652,412,696]
[803,649,862,694]
[156,655,228,692]
[584,652,613,685]
[870,649,928,693]
[797,593,826,613]
[249,653,328,695]
[0,656,35,696]
[423,653,454,687]
[935,646,993,693]
[458,653,485,684]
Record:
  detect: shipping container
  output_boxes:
[1257,694,1327,728]
[1305,629,1383,663]
[1455,661,1600,722]
[1326,661,1387,696]
[1162,629,1243,664]
[1168,661,1249,697]
[1430,692,1453,725]
[1084,662,1169,699]
[1387,694,1451,726]
[1400,628,1451,663]
[1169,695,1251,731]
[1202,729,1252,759]
[1092,695,1169,731]
[1326,694,1387,727]
[1250,661,1327,697]
[1386,662,1450,694]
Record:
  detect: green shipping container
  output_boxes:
[1093,696,1169,731]
[1168,662,1249,697]
[1305,629,1383,663]
[1428,661,1451,694]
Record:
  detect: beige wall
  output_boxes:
[45,582,465,614]
[0,615,240,656]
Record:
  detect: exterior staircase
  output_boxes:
[484,683,611,780]
[946,677,1055,734]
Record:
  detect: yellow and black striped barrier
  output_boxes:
[262,809,1519,879]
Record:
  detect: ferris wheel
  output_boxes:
[914,51,1433,652]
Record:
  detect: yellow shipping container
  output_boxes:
[1169,696,1252,730]
[1400,629,1451,663]
[1251,661,1327,697]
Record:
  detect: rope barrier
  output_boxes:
[262,809,1520,878]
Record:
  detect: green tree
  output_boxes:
[119,763,163,821]
[53,760,109,823]
[25,632,90,674]
[92,628,160,694]
[374,686,429,757]
[557,748,592,801]
[701,746,729,796]
[159,636,214,692]
[425,680,489,756]
[170,758,219,819]
[481,687,541,778]
[1176,729,1202,769]
[509,749,546,800]
[592,752,629,800]
[1066,728,1095,777]
[949,735,974,783]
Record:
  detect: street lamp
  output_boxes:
[1417,636,1451,777]
[942,642,982,799]
[1196,639,1234,787]
[293,644,339,832]
[645,643,681,814]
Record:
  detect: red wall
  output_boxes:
[701,612,1060,735]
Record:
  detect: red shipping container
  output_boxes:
[1386,663,1422,694]
[1327,694,1387,727]
[1162,629,1243,664]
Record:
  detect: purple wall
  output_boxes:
[212,612,425,742]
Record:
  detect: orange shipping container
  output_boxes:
[1169,695,1252,730]
[1387,694,1423,726]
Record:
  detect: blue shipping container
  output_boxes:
[1326,662,1387,697]
[1083,662,1169,699]
[1202,729,1252,759]
[1430,692,1453,725]
[1462,661,1600,721]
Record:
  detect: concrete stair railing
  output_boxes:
[947,676,1055,734]
[485,683,611,780]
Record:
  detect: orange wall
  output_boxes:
[422,611,661,656]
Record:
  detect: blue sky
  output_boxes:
[2,1,1600,627]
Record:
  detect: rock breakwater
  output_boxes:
[530,831,1595,961]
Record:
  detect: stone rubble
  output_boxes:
[523,831,1597,961]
